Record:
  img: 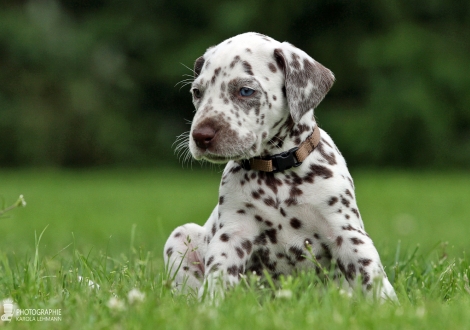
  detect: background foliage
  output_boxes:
[0,0,469,168]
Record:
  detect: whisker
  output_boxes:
[172,131,190,148]
[174,79,193,87]
[180,62,196,75]
[179,83,193,91]
[174,81,194,92]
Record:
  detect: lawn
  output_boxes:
[0,168,469,329]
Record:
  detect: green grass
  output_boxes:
[0,168,469,329]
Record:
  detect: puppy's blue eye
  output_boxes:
[239,87,255,97]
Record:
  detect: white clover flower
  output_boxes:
[107,297,125,311]
[18,195,26,207]
[275,289,293,299]
[339,288,353,298]
[127,288,145,304]
[0,195,26,218]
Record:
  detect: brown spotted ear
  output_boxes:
[274,44,335,122]
[194,56,205,79]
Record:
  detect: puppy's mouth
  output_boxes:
[201,154,237,164]
[197,150,252,164]
[192,141,258,164]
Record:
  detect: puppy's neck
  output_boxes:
[261,111,317,157]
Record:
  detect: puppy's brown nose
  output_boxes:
[192,126,216,150]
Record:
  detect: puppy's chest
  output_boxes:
[218,167,321,240]
[215,166,332,275]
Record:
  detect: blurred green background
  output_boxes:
[1,0,469,168]
[0,1,469,261]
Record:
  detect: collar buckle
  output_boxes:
[270,147,301,173]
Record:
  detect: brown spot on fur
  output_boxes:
[241,239,252,254]
[346,263,356,280]
[317,140,337,165]
[351,237,364,245]
[351,208,360,218]
[321,243,332,259]
[290,186,303,198]
[265,229,277,244]
[285,197,297,206]
[263,197,279,208]
[328,197,338,206]
[227,264,239,276]
[253,233,267,245]
[212,223,217,235]
[242,61,254,75]
[358,258,372,266]
[230,55,240,68]
[288,246,305,261]
[309,165,333,179]
[359,267,371,284]
[290,217,302,229]
[258,172,283,194]
[268,62,277,73]
[166,247,173,257]
[348,177,355,190]
[336,236,343,247]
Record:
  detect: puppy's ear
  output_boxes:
[274,43,335,122]
[194,56,205,79]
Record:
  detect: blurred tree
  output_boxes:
[0,0,468,168]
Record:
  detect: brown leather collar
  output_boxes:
[240,126,321,173]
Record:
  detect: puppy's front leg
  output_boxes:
[198,219,257,301]
[327,220,398,301]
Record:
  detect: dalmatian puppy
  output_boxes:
[164,32,397,301]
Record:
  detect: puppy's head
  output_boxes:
[188,32,334,163]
